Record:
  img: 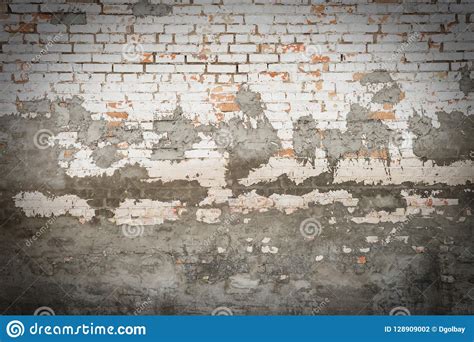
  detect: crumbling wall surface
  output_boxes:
[0,0,473,315]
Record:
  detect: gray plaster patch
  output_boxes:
[359,71,393,86]
[62,165,208,209]
[52,96,107,145]
[357,193,406,213]
[131,0,172,17]
[459,65,474,96]
[408,110,474,165]
[47,97,137,146]
[224,117,280,164]
[151,106,201,160]
[51,97,142,147]
[293,115,320,166]
[53,97,142,147]
[237,174,335,197]
[220,88,282,186]
[372,85,402,104]
[294,71,407,167]
[235,88,264,119]
[3,98,204,209]
[0,111,66,191]
[51,13,87,25]
[91,145,122,169]
[294,104,393,167]
[61,97,92,128]
[107,127,143,146]
[51,102,70,127]
[361,71,403,105]
[17,99,51,115]
[84,121,107,144]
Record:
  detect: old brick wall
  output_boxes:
[0,0,473,315]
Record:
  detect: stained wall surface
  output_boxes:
[0,0,473,315]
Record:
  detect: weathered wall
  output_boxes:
[0,0,473,315]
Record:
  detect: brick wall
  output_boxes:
[0,0,473,315]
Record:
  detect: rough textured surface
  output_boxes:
[131,0,172,18]
[409,111,474,165]
[224,88,282,188]
[294,103,395,167]
[0,0,473,316]
[50,13,87,25]
[460,65,474,96]
[151,105,201,160]
[91,144,122,168]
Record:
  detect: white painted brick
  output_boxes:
[2,1,473,221]
[134,24,164,33]
[176,64,206,73]
[217,55,247,63]
[207,65,237,73]
[92,54,123,63]
[113,64,144,73]
[164,25,194,34]
[249,54,279,63]
[230,44,258,53]
[82,64,113,73]
[96,34,126,43]
[74,44,104,53]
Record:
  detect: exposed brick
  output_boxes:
[0,0,472,318]
[4,23,36,33]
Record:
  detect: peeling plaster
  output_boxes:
[14,191,95,221]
